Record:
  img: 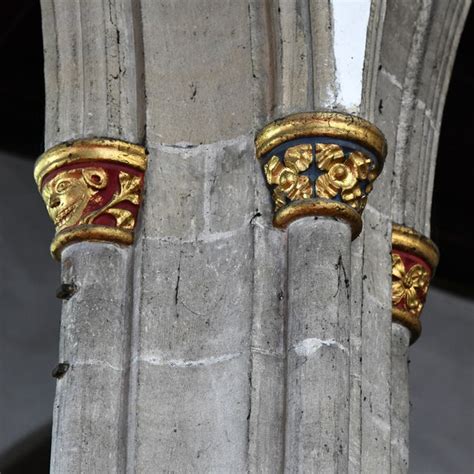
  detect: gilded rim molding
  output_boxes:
[35,138,147,260]
[392,224,439,343]
[392,308,422,343]
[255,112,387,161]
[51,225,133,260]
[34,138,147,189]
[392,224,439,271]
[255,112,386,235]
[274,199,362,239]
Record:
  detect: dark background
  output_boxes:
[0,2,472,473]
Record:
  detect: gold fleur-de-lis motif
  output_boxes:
[392,254,430,316]
[315,144,377,212]
[264,144,313,209]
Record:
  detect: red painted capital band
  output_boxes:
[34,139,147,259]
[392,224,439,343]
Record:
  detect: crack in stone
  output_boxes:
[293,337,348,357]
[137,352,243,368]
[174,249,183,314]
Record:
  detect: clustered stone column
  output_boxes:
[34,139,146,472]
[255,112,386,471]
[35,0,462,469]
[390,224,439,472]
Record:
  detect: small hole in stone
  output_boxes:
[56,282,77,300]
[52,362,70,379]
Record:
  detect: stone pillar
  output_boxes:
[35,1,468,472]
[390,224,439,473]
[377,2,469,471]
[39,0,145,471]
[34,140,146,473]
[255,113,386,471]
[125,2,258,471]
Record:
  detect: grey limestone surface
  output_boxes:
[33,0,473,472]
[248,215,287,473]
[51,243,133,474]
[349,208,392,474]
[379,2,471,472]
[391,324,411,474]
[40,1,145,471]
[1,163,473,473]
[376,0,470,235]
[125,137,256,472]
[140,0,254,145]
[285,218,352,473]
[41,0,145,149]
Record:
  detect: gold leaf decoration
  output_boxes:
[392,254,430,316]
[118,171,141,204]
[82,171,142,229]
[263,144,313,209]
[315,144,377,212]
[106,208,135,230]
[262,141,378,213]
[42,168,109,231]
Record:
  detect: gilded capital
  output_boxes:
[34,138,147,259]
[255,112,387,238]
[392,224,439,343]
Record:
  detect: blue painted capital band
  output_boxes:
[255,112,387,237]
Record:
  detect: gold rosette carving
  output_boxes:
[391,224,440,343]
[391,254,429,317]
[264,144,313,208]
[315,144,377,212]
[255,112,387,237]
